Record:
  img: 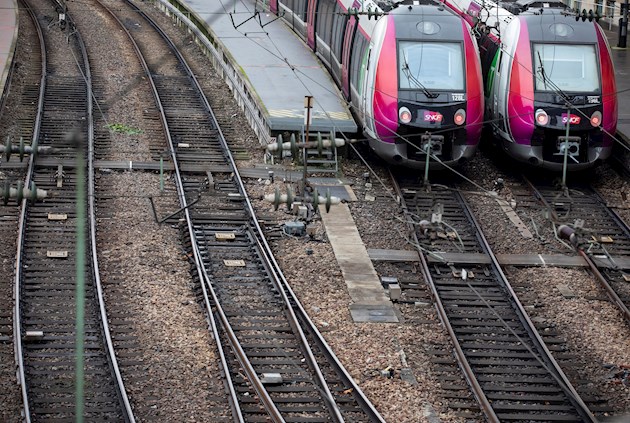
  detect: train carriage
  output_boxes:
[270,0,485,169]
[444,0,618,170]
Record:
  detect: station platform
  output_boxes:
[0,0,19,111]
[157,0,356,145]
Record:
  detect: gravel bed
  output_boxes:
[69,1,231,420]
[3,0,628,421]
[508,266,630,418]
[96,172,227,421]
[141,0,630,420]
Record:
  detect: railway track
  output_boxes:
[13,0,133,420]
[96,0,385,420]
[2,0,628,420]
[513,176,630,325]
[0,0,46,417]
[391,171,602,422]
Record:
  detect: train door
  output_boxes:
[341,15,358,99]
[307,0,317,49]
[360,46,372,127]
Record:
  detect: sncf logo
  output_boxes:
[561,114,581,125]
[424,111,443,122]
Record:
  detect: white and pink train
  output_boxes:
[445,0,617,170]
[270,0,618,171]
[269,0,485,169]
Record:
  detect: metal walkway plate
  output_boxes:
[349,303,399,323]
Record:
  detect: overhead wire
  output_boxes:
[41,1,623,412]
[222,0,630,162]
[216,3,625,404]
[33,0,630,189]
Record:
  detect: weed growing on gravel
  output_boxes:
[106,123,143,135]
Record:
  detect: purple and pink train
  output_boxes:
[445,0,618,170]
[270,0,484,169]
[270,0,617,171]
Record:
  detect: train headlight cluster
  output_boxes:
[454,109,466,126]
[399,107,412,124]
[590,111,602,127]
[535,109,549,126]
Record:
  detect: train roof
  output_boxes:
[518,9,599,42]
[388,3,468,39]
[353,0,465,39]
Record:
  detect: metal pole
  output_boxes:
[561,107,571,189]
[159,156,164,193]
[303,96,313,195]
[618,0,628,48]
[73,131,85,423]
[423,135,431,186]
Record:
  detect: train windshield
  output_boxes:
[533,43,600,92]
[398,41,464,91]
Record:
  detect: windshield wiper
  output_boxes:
[537,51,548,90]
[403,54,439,99]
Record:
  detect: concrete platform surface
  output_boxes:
[320,202,399,323]
[0,0,18,107]
[174,0,356,134]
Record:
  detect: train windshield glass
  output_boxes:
[533,44,599,92]
[398,41,464,90]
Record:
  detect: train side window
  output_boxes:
[317,0,333,44]
[280,0,293,24]
[280,0,291,11]
[295,0,307,21]
[316,1,325,34]
[324,1,334,44]
[351,31,368,89]
[331,4,345,59]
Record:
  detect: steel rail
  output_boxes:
[579,249,630,324]
[390,170,600,422]
[129,2,338,418]
[131,5,286,417]
[154,4,382,417]
[388,170,500,423]
[523,177,630,326]
[116,1,360,420]
[14,0,134,419]
[246,222,347,422]
[460,192,598,422]
[72,0,137,418]
[13,1,46,420]
[98,0,245,420]
[255,230,388,422]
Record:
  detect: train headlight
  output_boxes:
[399,107,412,124]
[454,109,466,126]
[535,109,549,126]
[590,111,602,127]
